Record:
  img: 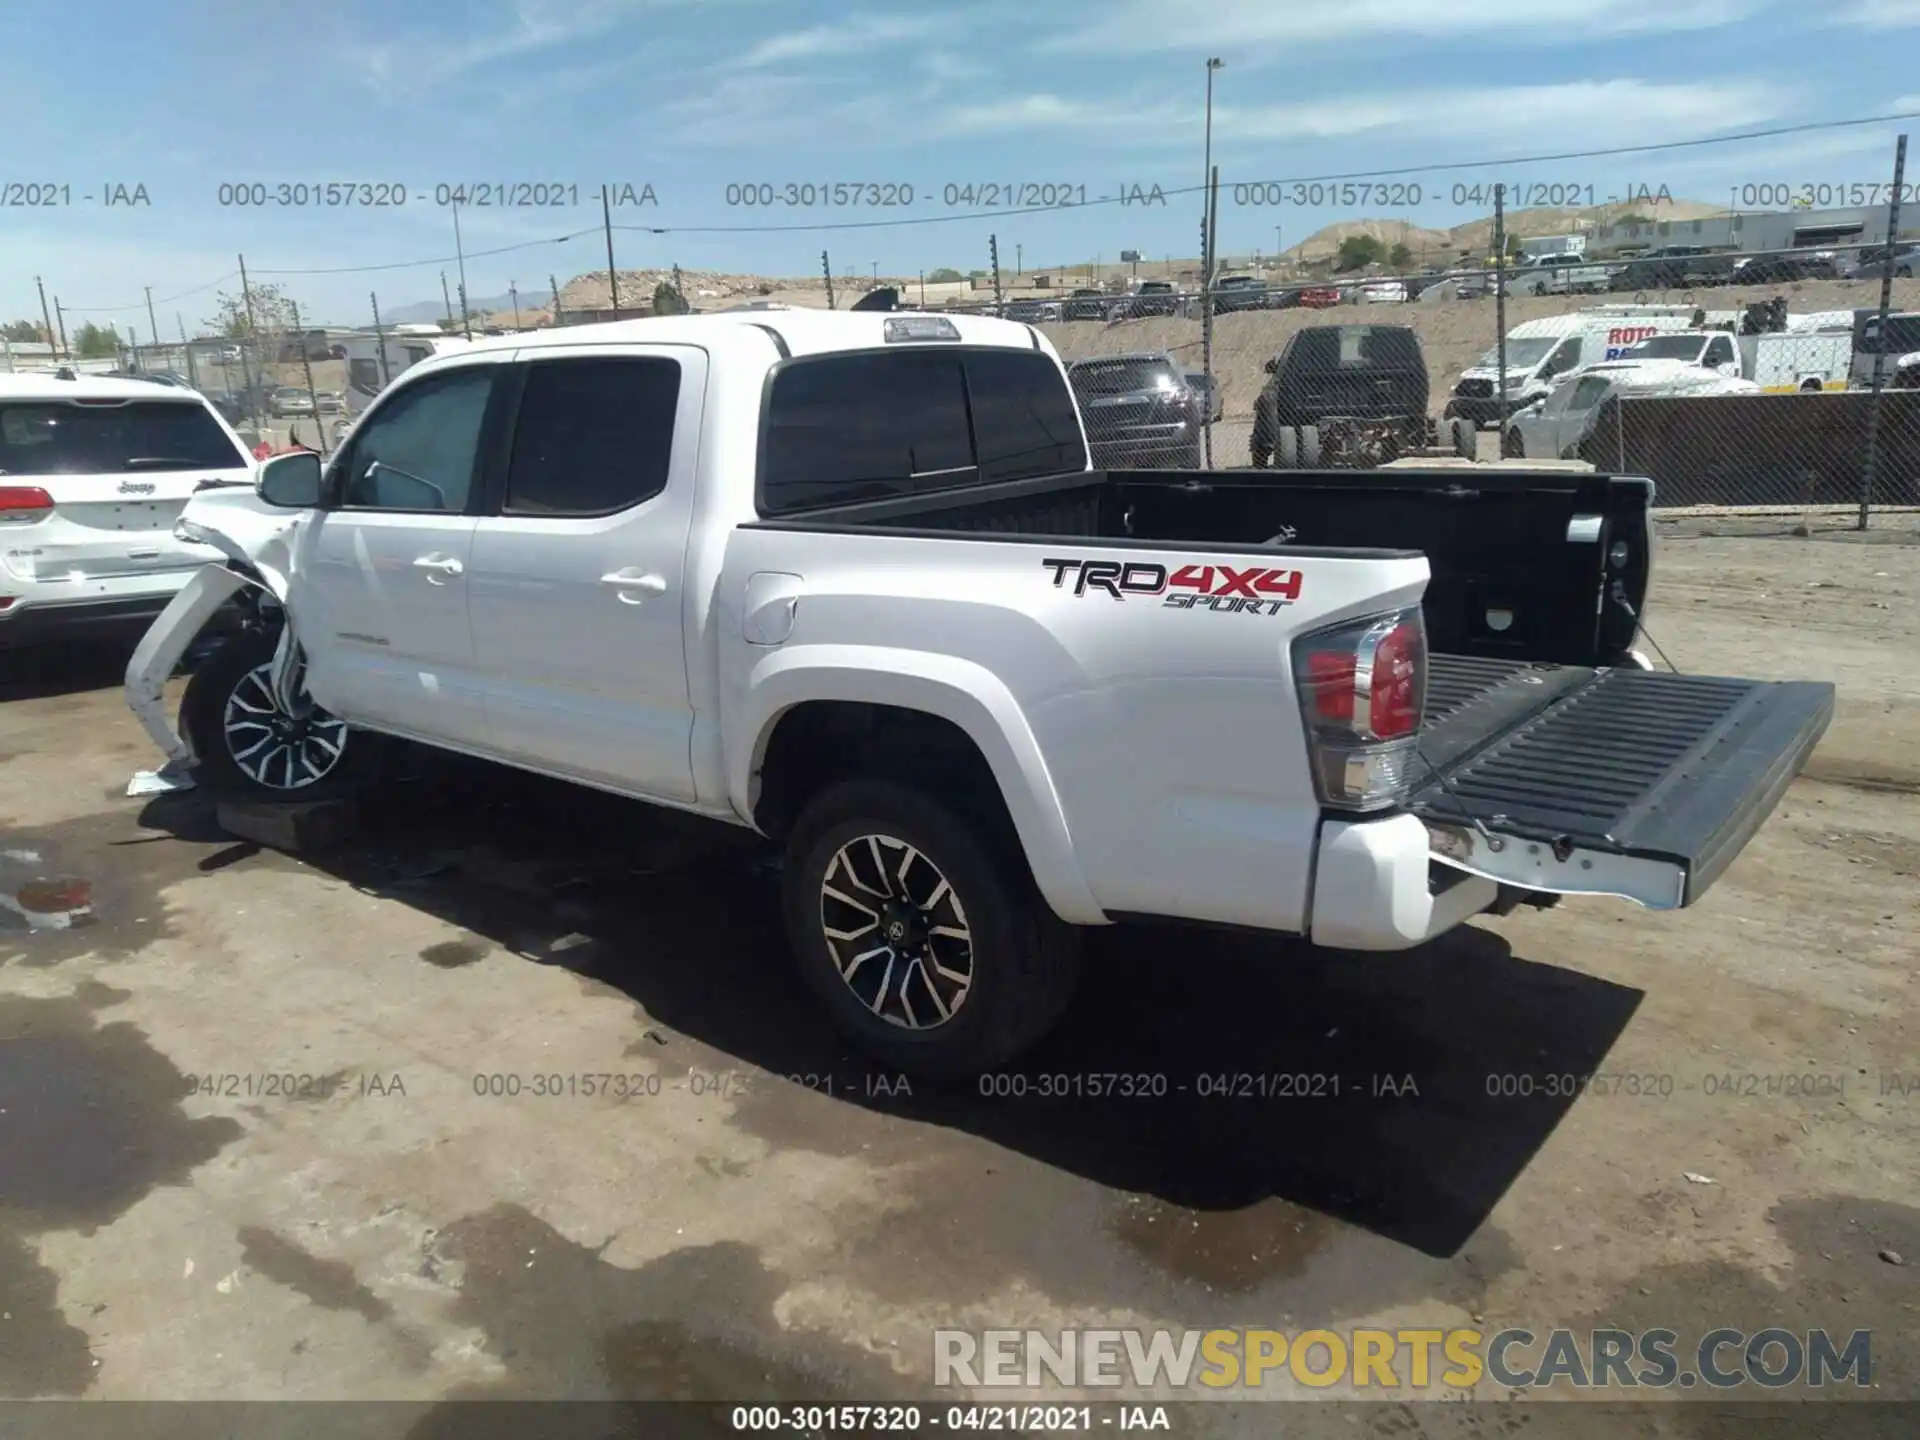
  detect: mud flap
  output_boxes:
[124,565,248,767]
[1412,658,1834,909]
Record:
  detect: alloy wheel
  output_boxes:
[819,833,974,1030]
[222,660,349,791]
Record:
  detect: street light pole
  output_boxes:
[1202,58,1223,470]
[1203,58,1223,287]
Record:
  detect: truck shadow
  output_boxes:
[145,749,1644,1260]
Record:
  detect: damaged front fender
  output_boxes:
[123,490,307,778]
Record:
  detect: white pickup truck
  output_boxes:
[1506,253,1612,297]
[125,310,1833,1077]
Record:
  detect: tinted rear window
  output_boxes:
[0,399,246,475]
[1070,359,1178,394]
[760,347,1084,515]
[1290,327,1422,370]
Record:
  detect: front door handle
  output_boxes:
[600,569,667,604]
[412,554,464,584]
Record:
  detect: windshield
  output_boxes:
[1625,335,1707,360]
[0,400,248,474]
[1069,359,1181,394]
[1474,337,1559,369]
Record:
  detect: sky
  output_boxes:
[3,0,1919,333]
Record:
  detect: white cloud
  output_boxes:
[1893,94,1920,111]
[1838,0,1920,24]
[938,79,1784,150]
[1040,0,1763,51]
[734,13,951,69]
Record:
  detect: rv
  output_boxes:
[1443,305,1702,426]
[337,327,468,432]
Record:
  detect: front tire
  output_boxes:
[781,779,1081,1080]
[180,627,386,801]
[1502,427,1526,459]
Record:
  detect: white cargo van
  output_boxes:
[1851,311,1920,391]
[1443,306,1701,426]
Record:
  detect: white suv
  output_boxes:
[0,373,254,649]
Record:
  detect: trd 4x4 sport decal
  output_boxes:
[1042,558,1301,615]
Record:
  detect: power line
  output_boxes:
[253,226,601,276]
[60,271,242,314]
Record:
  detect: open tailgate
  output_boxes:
[1412,655,1833,909]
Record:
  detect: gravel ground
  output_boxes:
[0,527,1915,1434]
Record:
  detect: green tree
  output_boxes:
[966,269,986,279]
[651,280,690,316]
[204,282,298,339]
[926,267,964,283]
[1616,212,1655,226]
[1334,235,1385,272]
[1387,242,1414,271]
[3,319,44,343]
[73,322,120,358]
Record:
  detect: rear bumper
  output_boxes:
[1309,813,1499,950]
[1445,394,1515,426]
[0,578,196,649]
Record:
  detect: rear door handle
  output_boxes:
[412,554,464,583]
[600,569,667,604]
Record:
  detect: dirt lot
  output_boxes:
[1,528,1916,1433]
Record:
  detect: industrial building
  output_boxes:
[1586,207,1916,258]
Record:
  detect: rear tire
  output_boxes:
[1298,425,1322,467]
[1451,416,1478,459]
[781,779,1081,1081]
[1275,427,1300,468]
[180,627,387,801]
[1501,427,1525,459]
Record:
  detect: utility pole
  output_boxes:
[290,299,327,458]
[602,184,621,319]
[371,291,391,384]
[36,276,55,354]
[1494,184,1510,428]
[1016,243,1022,277]
[549,274,562,327]
[54,299,69,360]
[1859,132,1908,531]
[1202,166,1220,470]
[440,271,454,327]
[239,252,265,430]
[178,312,198,389]
[919,269,925,307]
[451,201,473,339]
[145,286,161,369]
[822,250,835,310]
[510,281,522,330]
[989,234,1003,312]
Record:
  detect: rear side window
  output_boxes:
[506,357,681,515]
[1570,376,1612,409]
[966,349,1086,482]
[1070,358,1178,394]
[0,399,247,475]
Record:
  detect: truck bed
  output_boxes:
[752,465,1651,668]
[747,466,1830,909]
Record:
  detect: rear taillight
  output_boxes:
[1292,609,1427,811]
[0,486,54,523]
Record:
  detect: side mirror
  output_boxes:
[256,450,323,508]
[1263,357,1279,374]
